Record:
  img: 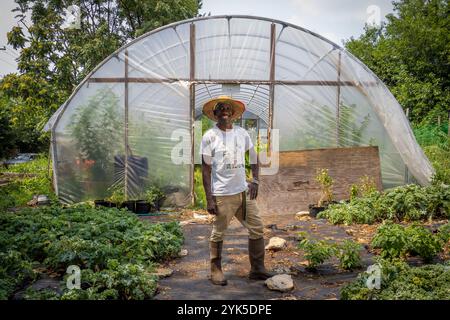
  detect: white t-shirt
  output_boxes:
[200,125,254,196]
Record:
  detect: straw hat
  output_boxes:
[202,95,245,121]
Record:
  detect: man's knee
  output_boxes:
[247,222,264,240]
[210,231,225,242]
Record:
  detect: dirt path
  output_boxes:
[144,213,377,300]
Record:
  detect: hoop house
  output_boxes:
[45,16,433,205]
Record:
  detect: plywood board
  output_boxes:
[256,146,382,216]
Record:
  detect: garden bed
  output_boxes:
[0,205,184,300]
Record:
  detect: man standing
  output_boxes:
[200,95,273,286]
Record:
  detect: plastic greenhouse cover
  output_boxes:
[47,16,433,204]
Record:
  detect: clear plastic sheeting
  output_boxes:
[46,16,433,205]
[53,83,125,203]
[128,82,191,205]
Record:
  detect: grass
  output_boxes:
[413,124,450,184]
[0,154,56,210]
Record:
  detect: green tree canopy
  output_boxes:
[345,0,449,124]
[0,0,201,151]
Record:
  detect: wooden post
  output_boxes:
[336,51,341,147]
[438,116,441,127]
[268,23,276,154]
[189,23,196,206]
[124,50,129,199]
[404,107,409,184]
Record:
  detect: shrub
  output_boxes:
[405,224,443,262]
[437,222,450,244]
[61,260,157,300]
[318,184,450,225]
[381,185,428,221]
[371,221,444,261]
[371,221,408,259]
[341,259,450,300]
[414,124,450,185]
[298,238,336,270]
[142,186,166,208]
[337,240,363,270]
[0,205,183,299]
[358,175,378,197]
[297,237,363,271]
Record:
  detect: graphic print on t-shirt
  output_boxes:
[200,125,254,196]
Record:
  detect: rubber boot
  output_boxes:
[248,238,275,280]
[210,241,227,285]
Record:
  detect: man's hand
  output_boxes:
[248,182,258,200]
[206,198,218,215]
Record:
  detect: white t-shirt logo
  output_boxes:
[200,125,253,196]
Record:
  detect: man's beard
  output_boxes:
[217,117,232,126]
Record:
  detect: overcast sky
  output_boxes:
[0,0,394,78]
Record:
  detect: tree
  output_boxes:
[0,0,201,151]
[345,0,449,124]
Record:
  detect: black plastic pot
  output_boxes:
[120,200,136,212]
[94,200,108,208]
[95,200,116,208]
[135,200,151,214]
[308,205,326,217]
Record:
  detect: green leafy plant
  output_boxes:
[0,154,56,211]
[405,224,443,262]
[23,288,61,300]
[315,168,334,207]
[142,186,166,209]
[415,125,450,185]
[106,185,126,206]
[437,222,450,244]
[371,221,444,261]
[371,221,408,260]
[297,236,363,271]
[358,175,378,197]
[0,205,183,300]
[318,192,389,225]
[61,260,157,300]
[382,185,428,221]
[298,238,337,270]
[318,184,450,225]
[341,259,450,300]
[193,165,206,209]
[337,240,363,270]
[349,184,359,201]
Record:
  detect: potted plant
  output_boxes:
[309,168,334,217]
[136,186,166,214]
[106,186,127,209]
[94,199,111,208]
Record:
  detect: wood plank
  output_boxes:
[257,146,382,215]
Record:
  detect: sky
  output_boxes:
[0,0,395,78]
